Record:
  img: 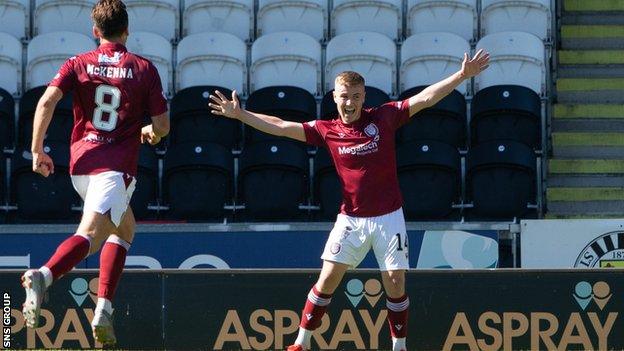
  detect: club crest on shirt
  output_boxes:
[364,123,379,138]
[98,52,124,64]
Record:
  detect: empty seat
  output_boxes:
[313,147,341,220]
[471,85,541,149]
[320,86,390,120]
[176,32,247,93]
[0,0,29,40]
[475,32,545,96]
[397,87,466,147]
[183,0,253,42]
[238,140,308,220]
[34,0,96,36]
[257,0,327,41]
[406,0,477,41]
[331,0,402,40]
[0,33,23,95]
[245,86,317,143]
[11,142,78,221]
[170,86,241,149]
[401,32,471,95]
[130,144,159,220]
[19,86,73,147]
[251,32,322,95]
[0,152,5,211]
[0,88,15,150]
[27,32,95,90]
[125,0,179,41]
[126,32,172,96]
[326,31,396,95]
[164,141,234,220]
[466,140,536,220]
[397,140,461,220]
[482,0,551,41]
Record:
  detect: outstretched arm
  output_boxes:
[407,49,490,117]
[209,90,306,142]
[31,86,63,177]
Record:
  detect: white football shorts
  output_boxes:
[71,171,136,227]
[321,207,409,271]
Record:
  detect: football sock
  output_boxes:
[43,233,91,282]
[387,294,409,345]
[296,285,332,347]
[98,235,130,302]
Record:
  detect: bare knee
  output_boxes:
[316,261,349,294]
[382,270,406,298]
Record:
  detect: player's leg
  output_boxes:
[381,270,409,351]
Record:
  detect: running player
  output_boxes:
[20,0,169,346]
[209,50,489,351]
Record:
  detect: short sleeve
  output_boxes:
[302,120,325,146]
[48,57,77,94]
[146,63,168,116]
[378,99,411,130]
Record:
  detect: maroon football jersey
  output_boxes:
[49,42,167,176]
[303,100,411,217]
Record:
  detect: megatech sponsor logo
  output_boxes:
[442,281,618,351]
[575,231,624,268]
[213,278,388,350]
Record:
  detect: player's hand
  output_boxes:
[460,49,490,79]
[141,125,161,145]
[208,90,241,119]
[32,151,54,177]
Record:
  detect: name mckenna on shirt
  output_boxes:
[86,64,134,79]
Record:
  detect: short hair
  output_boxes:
[335,71,365,87]
[91,0,128,39]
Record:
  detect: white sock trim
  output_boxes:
[105,234,131,251]
[386,297,409,312]
[307,290,332,306]
[39,266,53,288]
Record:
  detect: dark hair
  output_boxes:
[91,0,128,39]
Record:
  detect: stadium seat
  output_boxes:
[176,32,247,93]
[401,32,471,96]
[471,85,542,149]
[0,89,15,151]
[130,144,159,220]
[0,33,23,95]
[11,142,78,221]
[320,86,390,120]
[397,140,461,220]
[124,0,179,41]
[397,87,466,147]
[313,147,341,220]
[18,86,73,147]
[481,0,551,41]
[466,140,536,220]
[183,0,253,42]
[34,0,96,36]
[0,0,29,40]
[406,0,477,41]
[251,32,322,95]
[26,32,95,90]
[238,140,309,221]
[126,32,173,96]
[325,31,396,95]
[257,0,327,41]
[245,86,317,143]
[475,32,545,96]
[163,142,234,220]
[170,86,241,149]
[331,0,402,40]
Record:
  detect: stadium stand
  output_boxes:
[0,0,30,40]
[0,89,14,150]
[18,86,73,148]
[0,32,23,95]
[183,0,254,41]
[331,0,402,40]
[257,0,327,41]
[481,0,551,41]
[125,31,173,96]
[175,32,247,93]
[124,0,179,41]
[406,0,477,42]
[321,86,390,120]
[313,147,340,220]
[130,144,159,220]
[34,0,96,36]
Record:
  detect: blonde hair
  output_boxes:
[335,71,365,87]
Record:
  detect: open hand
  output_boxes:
[209,90,241,119]
[461,49,490,78]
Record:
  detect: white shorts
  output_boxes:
[321,207,409,271]
[71,171,136,227]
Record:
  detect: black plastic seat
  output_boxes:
[313,147,341,220]
[466,140,537,220]
[397,86,466,148]
[397,140,461,220]
[19,86,73,147]
[163,141,234,221]
[0,88,15,150]
[471,85,541,149]
[170,86,241,149]
[320,86,390,120]
[130,144,159,220]
[239,140,309,221]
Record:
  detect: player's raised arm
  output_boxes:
[407,49,490,117]
[209,90,306,142]
[31,86,64,177]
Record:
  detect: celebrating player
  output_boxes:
[20,0,169,346]
[210,50,489,351]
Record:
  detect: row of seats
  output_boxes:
[0,138,537,223]
[0,0,552,42]
[0,84,542,151]
[0,30,546,97]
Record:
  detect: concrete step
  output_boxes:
[554,104,624,119]
[548,175,624,187]
[549,159,624,174]
[557,65,624,78]
[564,0,624,12]
[557,78,624,103]
[545,204,624,218]
[551,132,624,158]
[547,187,624,201]
[552,145,624,158]
[553,105,624,131]
[562,13,624,25]
[552,119,624,132]
[559,50,624,65]
[561,25,624,49]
